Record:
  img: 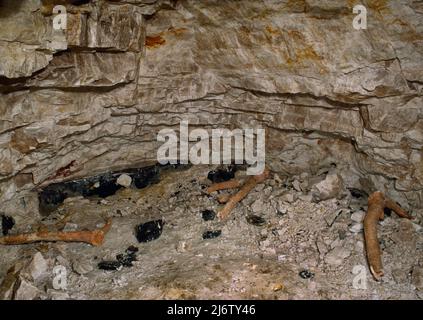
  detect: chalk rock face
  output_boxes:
[0,0,423,214]
[0,0,57,78]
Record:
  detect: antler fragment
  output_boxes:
[0,219,112,247]
[364,192,412,281]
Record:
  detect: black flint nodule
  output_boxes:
[135,219,164,243]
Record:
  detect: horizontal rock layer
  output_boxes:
[0,0,422,213]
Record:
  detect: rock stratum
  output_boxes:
[0,0,422,215]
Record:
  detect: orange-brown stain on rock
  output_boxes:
[347,0,356,9]
[145,27,188,49]
[262,25,326,71]
[282,29,328,73]
[265,25,281,36]
[288,46,322,64]
[264,25,286,46]
[286,30,304,41]
[367,0,389,13]
[145,35,166,48]
[367,0,390,21]
[237,25,255,48]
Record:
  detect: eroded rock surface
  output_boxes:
[0,0,423,218]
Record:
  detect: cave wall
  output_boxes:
[0,0,422,215]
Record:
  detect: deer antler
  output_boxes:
[364,192,412,281]
[207,168,270,221]
[0,218,112,247]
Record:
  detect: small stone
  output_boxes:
[116,250,137,267]
[351,210,365,223]
[324,246,351,266]
[300,172,309,181]
[176,241,189,253]
[299,270,315,279]
[116,174,132,188]
[96,221,109,229]
[201,209,216,221]
[246,215,266,226]
[349,223,363,233]
[0,262,24,300]
[263,186,273,196]
[276,202,288,215]
[312,173,344,201]
[202,230,222,239]
[277,255,287,262]
[330,238,342,249]
[62,223,78,232]
[272,283,284,291]
[28,252,48,282]
[63,196,89,205]
[207,167,236,183]
[292,180,302,192]
[251,199,264,213]
[298,194,313,202]
[98,261,122,271]
[1,214,15,236]
[273,174,282,184]
[55,255,70,268]
[14,277,41,300]
[411,222,422,232]
[324,209,342,227]
[316,241,328,255]
[72,259,93,275]
[116,255,133,267]
[280,192,296,203]
[300,181,308,192]
[126,246,139,255]
[392,268,408,284]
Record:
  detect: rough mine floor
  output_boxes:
[0,166,422,299]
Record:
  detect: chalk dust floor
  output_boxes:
[0,165,422,299]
